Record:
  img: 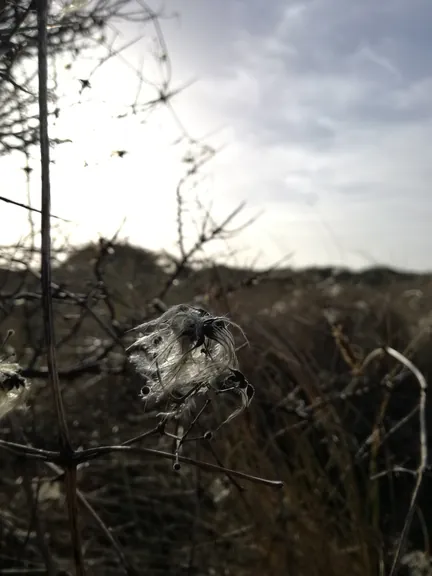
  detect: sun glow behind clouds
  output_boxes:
[0,10,285,269]
[0,18,208,255]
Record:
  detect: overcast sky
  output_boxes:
[1,0,432,270]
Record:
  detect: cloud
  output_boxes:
[158,0,432,269]
[1,0,431,270]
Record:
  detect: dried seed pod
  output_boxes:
[127,304,252,430]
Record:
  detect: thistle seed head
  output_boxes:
[127,304,253,428]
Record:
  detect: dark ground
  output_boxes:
[1,242,432,575]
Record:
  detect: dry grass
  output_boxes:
[1,243,431,575]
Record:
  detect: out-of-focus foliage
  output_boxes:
[1,238,432,575]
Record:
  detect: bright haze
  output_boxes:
[1,0,431,271]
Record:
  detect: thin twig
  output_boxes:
[37,0,70,452]
[72,444,284,488]
[362,346,428,576]
[0,438,58,460]
[36,1,84,574]
[0,194,70,222]
[21,462,58,575]
[44,461,140,576]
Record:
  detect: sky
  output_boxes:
[1,0,432,271]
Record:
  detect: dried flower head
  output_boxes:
[127,304,253,427]
[0,360,28,421]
